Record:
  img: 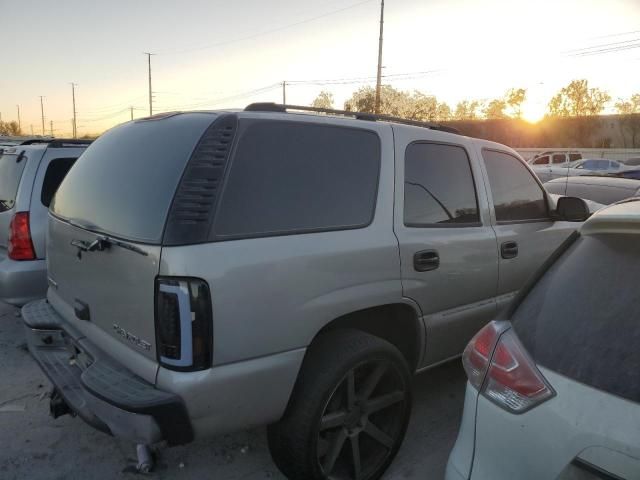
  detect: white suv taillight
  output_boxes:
[463,321,555,414]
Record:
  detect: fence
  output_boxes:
[516,148,640,162]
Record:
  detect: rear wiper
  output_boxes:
[70,236,148,257]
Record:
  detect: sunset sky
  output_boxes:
[1,0,639,136]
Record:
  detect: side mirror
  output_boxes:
[556,196,590,222]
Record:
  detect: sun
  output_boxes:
[520,102,545,123]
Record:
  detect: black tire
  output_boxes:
[268,329,413,480]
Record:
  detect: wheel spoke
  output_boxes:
[360,364,387,400]
[321,410,348,430]
[363,421,394,449]
[322,429,348,474]
[363,390,405,415]
[347,369,356,409]
[351,434,362,480]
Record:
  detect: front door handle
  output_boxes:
[414,250,440,272]
[501,241,519,259]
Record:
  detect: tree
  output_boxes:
[548,79,611,117]
[506,88,526,118]
[311,91,335,109]
[343,86,451,121]
[615,94,640,147]
[483,99,508,120]
[453,100,480,120]
[0,121,21,136]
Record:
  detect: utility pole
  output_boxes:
[130,106,134,121]
[144,53,155,116]
[16,105,21,133]
[39,96,46,135]
[70,82,78,138]
[374,0,385,114]
[49,121,54,137]
[30,125,34,135]
[282,81,287,104]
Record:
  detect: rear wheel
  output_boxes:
[268,329,412,480]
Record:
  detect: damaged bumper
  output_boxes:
[22,299,193,446]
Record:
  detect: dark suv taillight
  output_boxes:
[462,321,555,413]
[155,277,212,371]
[8,212,36,261]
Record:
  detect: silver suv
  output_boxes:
[0,139,90,305]
[22,104,588,480]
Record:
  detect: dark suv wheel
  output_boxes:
[268,329,413,480]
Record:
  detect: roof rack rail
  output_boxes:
[244,103,460,134]
[20,138,93,147]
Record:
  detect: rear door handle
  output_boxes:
[501,241,518,259]
[414,250,440,272]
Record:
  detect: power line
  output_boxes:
[570,43,640,57]
[155,0,375,55]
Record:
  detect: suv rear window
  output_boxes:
[512,234,640,403]
[0,152,27,212]
[51,113,217,243]
[213,121,380,239]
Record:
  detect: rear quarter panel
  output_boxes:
[159,122,408,366]
[472,368,640,479]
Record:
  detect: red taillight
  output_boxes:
[8,212,36,261]
[463,321,555,414]
[462,321,506,390]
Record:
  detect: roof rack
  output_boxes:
[20,138,93,147]
[244,103,460,134]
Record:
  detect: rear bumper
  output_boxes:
[0,255,47,306]
[22,300,193,446]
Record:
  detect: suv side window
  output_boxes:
[404,143,479,226]
[569,153,582,162]
[552,154,566,164]
[214,121,380,239]
[482,149,549,223]
[41,158,77,207]
[532,156,549,165]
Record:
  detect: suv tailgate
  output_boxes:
[47,215,160,362]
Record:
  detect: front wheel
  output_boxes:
[268,329,413,480]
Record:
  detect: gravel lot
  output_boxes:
[0,302,466,480]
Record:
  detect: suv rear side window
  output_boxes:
[569,153,582,161]
[512,234,640,403]
[552,154,566,164]
[482,150,548,223]
[41,158,77,207]
[404,143,479,226]
[0,152,27,212]
[213,121,380,239]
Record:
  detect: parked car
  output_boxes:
[534,158,627,183]
[545,175,640,205]
[0,139,90,305]
[22,104,588,480]
[446,198,640,480]
[528,150,582,167]
[611,168,640,180]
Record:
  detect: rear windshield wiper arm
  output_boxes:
[70,236,148,257]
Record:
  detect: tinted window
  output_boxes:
[51,113,217,243]
[552,154,566,164]
[609,161,620,170]
[512,234,640,403]
[404,143,479,226]
[483,150,548,222]
[214,121,380,238]
[41,158,77,207]
[626,158,640,166]
[532,156,549,165]
[569,153,582,162]
[0,152,27,212]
